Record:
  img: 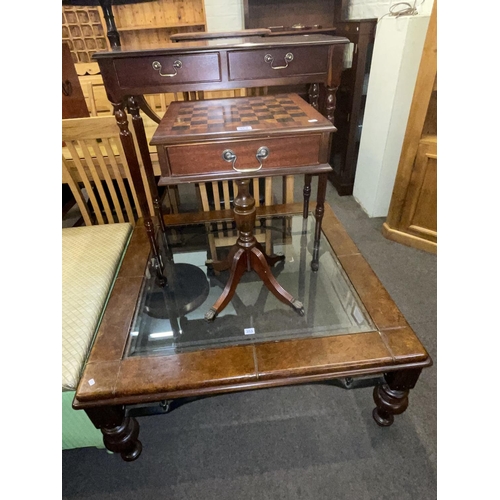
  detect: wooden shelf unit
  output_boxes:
[118,22,205,31]
[111,0,207,48]
[62,0,207,60]
[62,5,109,63]
[382,1,437,253]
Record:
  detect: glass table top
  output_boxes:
[126,213,374,358]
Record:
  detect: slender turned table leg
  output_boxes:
[98,0,120,48]
[303,174,312,219]
[372,368,422,426]
[308,83,320,110]
[85,406,142,462]
[112,100,166,287]
[205,178,303,321]
[311,173,328,271]
[127,96,167,237]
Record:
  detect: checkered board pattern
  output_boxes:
[166,94,315,136]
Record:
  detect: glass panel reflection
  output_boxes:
[126,213,374,357]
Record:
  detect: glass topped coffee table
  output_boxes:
[74,202,431,461]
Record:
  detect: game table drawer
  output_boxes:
[114,52,221,89]
[227,45,329,81]
[162,134,323,177]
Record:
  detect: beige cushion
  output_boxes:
[62,223,132,391]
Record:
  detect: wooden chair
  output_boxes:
[62,115,177,225]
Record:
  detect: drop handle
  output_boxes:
[264,52,294,70]
[222,147,270,173]
[152,60,182,77]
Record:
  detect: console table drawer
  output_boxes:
[164,134,322,177]
[114,53,221,89]
[228,45,329,81]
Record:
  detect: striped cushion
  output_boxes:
[62,223,132,391]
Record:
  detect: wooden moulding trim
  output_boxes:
[76,343,259,403]
[114,345,258,397]
[115,225,151,279]
[321,203,360,257]
[255,332,393,380]
[73,359,432,409]
[377,327,431,365]
[118,23,206,32]
[382,222,437,254]
[158,164,333,186]
[152,127,335,146]
[337,253,410,331]
[160,202,309,226]
[75,360,121,403]
[407,225,437,240]
[92,36,351,59]
[83,277,144,363]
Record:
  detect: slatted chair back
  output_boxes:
[62,115,171,226]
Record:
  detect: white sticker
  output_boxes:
[244,328,255,335]
[308,119,318,123]
[88,378,95,386]
[237,126,253,131]
[352,306,365,325]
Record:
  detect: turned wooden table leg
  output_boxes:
[372,368,422,427]
[85,406,142,462]
[311,173,328,271]
[113,100,166,287]
[308,83,320,110]
[303,174,312,219]
[127,96,167,236]
[98,0,120,48]
[205,178,303,320]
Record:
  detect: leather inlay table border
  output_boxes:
[73,203,432,461]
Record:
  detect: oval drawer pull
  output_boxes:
[152,60,182,77]
[222,146,270,173]
[264,52,294,70]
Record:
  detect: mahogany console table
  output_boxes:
[93,34,349,282]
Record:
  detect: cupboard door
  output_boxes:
[398,139,437,243]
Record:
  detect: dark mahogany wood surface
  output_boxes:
[94,34,349,57]
[94,35,348,100]
[151,94,334,144]
[73,203,431,409]
[152,93,334,181]
[170,29,272,42]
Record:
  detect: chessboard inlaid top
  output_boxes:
[151,93,335,145]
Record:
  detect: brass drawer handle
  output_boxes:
[152,60,182,77]
[222,146,270,173]
[264,52,294,70]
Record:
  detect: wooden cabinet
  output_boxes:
[243,0,376,196]
[382,1,437,253]
[328,20,376,195]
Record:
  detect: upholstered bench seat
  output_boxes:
[62,223,132,449]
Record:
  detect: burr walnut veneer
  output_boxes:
[73,204,432,461]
